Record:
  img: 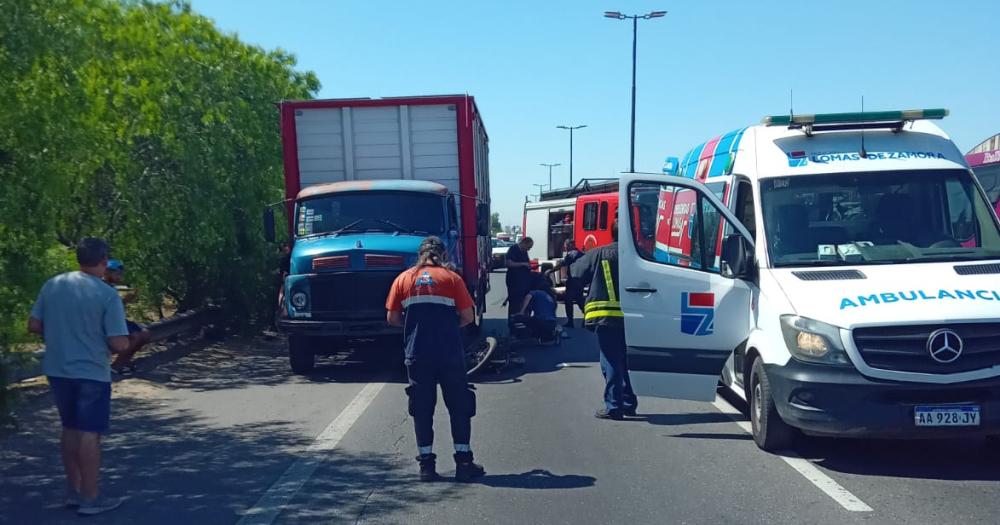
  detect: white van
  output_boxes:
[618,109,1000,450]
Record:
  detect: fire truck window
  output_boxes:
[583,202,598,231]
[599,201,609,230]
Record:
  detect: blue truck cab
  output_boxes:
[277,180,461,373]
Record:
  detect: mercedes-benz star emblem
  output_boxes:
[927,329,963,364]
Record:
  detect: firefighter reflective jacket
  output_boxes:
[569,242,623,328]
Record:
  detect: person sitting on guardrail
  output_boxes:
[28,237,129,516]
[103,259,151,375]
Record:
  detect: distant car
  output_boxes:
[491,239,513,270]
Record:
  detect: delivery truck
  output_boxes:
[265,95,491,374]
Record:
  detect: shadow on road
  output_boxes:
[0,382,448,524]
[477,469,596,490]
[715,386,1000,481]
[637,412,734,426]
[795,436,1000,481]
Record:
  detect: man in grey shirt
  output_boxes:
[29,237,130,516]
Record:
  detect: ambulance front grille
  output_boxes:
[853,323,1000,374]
[954,263,1000,275]
[792,270,866,281]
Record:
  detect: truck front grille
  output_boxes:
[309,272,400,314]
[853,323,1000,374]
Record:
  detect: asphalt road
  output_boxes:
[3,271,1000,524]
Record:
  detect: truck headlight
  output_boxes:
[291,292,308,309]
[779,315,851,366]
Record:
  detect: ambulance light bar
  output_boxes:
[762,108,948,127]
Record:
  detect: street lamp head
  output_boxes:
[647,10,667,18]
[604,11,624,19]
[579,124,588,129]
[556,125,569,130]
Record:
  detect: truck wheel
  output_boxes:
[288,335,315,375]
[749,358,794,451]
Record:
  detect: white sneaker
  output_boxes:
[77,495,123,516]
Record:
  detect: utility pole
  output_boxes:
[604,10,666,172]
[540,163,560,189]
[556,125,586,186]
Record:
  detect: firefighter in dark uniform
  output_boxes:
[570,222,638,420]
[386,237,486,482]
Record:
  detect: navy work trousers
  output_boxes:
[595,325,637,413]
[406,357,475,448]
[563,278,586,325]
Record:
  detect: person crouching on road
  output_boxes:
[516,274,560,342]
[28,238,130,516]
[386,236,486,482]
[570,222,638,420]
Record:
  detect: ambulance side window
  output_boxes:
[629,181,739,274]
[734,179,756,240]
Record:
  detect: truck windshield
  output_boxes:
[295,192,445,237]
[760,169,1000,267]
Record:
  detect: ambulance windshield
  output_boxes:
[760,169,1000,267]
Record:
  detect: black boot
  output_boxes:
[416,454,439,482]
[454,451,486,482]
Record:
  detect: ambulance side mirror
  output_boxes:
[721,233,754,280]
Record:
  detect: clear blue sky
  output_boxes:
[190,0,1000,226]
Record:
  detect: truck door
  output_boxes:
[619,174,754,402]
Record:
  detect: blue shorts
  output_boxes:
[48,377,111,433]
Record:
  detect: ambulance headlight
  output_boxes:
[779,315,851,366]
[291,292,308,309]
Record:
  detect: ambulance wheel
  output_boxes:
[749,358,794,451]
[288,335,315,375]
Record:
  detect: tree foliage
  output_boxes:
[0,0,319,409]
[490,212,502,236]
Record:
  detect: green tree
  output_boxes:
[490,212,502,236]
[0,0,319,416]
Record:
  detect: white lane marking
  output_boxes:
[237,379,388,525]
[711,396,873,513]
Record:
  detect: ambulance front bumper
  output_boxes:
[764,360,1000,438]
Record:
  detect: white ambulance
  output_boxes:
[619,109,1000,450]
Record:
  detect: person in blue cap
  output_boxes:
[103,259,151,374]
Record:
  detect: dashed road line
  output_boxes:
[237,378,388,525]
[712,396,873,513]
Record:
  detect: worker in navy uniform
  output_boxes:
[570,222,637,419]
[555,238,585,328]
[386,237,486,482]
[504,237,534,313]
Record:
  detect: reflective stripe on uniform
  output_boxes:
[602,260,617,303]
[584,301,620,312]
[585,309,625,320]
[402,295,456,308]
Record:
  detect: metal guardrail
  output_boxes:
[5,307,216,383]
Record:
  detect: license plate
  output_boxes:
[914,405,980,427]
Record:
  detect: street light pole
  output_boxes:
[556,125,586,187]
[540,163,560,189]
[604,10,666,173]
[532,183,548,200]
